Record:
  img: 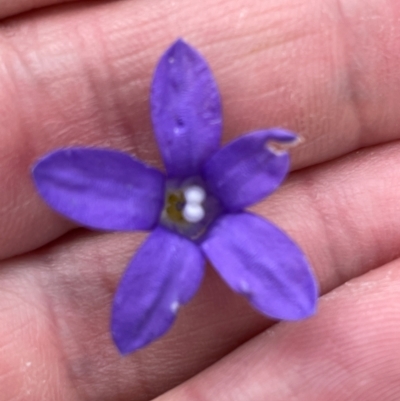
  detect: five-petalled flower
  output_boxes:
[32,39,318,355]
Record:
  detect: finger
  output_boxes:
[2,140,400,400]
[0,0,399,258]
[157,260,400,401]
[0,0,80,19]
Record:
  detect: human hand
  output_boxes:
[0,0,400,400]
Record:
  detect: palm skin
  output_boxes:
[1,0,400,400]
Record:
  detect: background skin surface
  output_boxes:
[0,0,400,399]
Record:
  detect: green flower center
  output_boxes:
[165,191,185,223]
[160,178,222,241]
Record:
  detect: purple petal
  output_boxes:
[32,148,165,231]
[151,39,222,178]
[111,227,205,354]
[203,129,297,211]
[201,213,318,320]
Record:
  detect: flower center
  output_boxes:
[163,185,206,223]
[161,178,222,240]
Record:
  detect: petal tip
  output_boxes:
[283,286,319,321]
[272,303,316,322]
[159,39,204,74]
[111,317,173,356]
[31,152,56,191]
[167,37,196,55]
[297,301,318,320]
[171,37,188,46]
[263,128,302,156]
[31,161,41,183]
[111,319,150,356]
[112,334,139,356]
[268,128,299,142]
[113,340,134,356]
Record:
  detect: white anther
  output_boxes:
[183,186,206,204]
[183,203,205,223]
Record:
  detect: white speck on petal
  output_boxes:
[171,301,180,313]
[240,280,251,294]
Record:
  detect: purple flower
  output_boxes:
[32,39,318,355]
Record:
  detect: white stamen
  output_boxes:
[183,186,206,204]
[183,203,205,223]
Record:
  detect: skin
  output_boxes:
[0,0,400,399]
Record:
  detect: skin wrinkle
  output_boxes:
[201,0,309,50]
[289,173,339,289]
[0,39,37,157]
[33,40,103,135]
[337,0,400,145]
[210,21,317,56]
[302,169,356,289]
[0,0,77,19]
[76,23,113,142]
[89,14,158,161]
[96,10,147,146]
[0,267,80,401]
[41,273,103,400]
[0,21,76,247]
[39,277,76,395]
[70,4,160,162]
[334,0,365,150]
